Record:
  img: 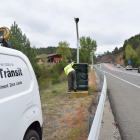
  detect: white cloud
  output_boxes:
[1,0,140,54]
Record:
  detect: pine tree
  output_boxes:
[6,21,41,79]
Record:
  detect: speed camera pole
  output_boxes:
[74,17,79,63]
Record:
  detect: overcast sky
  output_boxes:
[1,0,140,54]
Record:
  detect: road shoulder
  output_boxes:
[99,94,121,140]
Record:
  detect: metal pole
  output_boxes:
[91,53,93,69]
[76,22,79,63]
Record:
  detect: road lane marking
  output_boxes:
[118,70,140,76]
[104,71,140,89]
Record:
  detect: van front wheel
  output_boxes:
[24,129,40,140]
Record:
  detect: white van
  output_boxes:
[0,45,43,139]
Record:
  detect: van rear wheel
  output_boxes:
[24,129,40,140]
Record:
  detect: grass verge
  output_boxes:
[41,69,97,140]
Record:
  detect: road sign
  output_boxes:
[128,60,131,64]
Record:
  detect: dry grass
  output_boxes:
[88,69,97,91]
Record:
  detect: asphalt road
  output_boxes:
[106,63,138,73]
[97,63,140,140]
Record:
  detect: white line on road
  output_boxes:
[104,71,140,89]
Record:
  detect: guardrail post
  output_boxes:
[88,115,94,134]
[97,92,101,104]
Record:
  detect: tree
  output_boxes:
[40,54,47,62]
[36,46,58,55]
[93,55,98,64]
[56,41,71,63]
[6,21,41,80]
[136,45,140,57]
[79,36,97,63]
[114,47,119,55]
[125,44,136,61]
[132,55,139,67]
[79,49,90,63]
[136,59,140,67]
[80,36,97,54]
[118,47,123,53]
[122,34,140,51]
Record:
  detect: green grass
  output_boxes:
[67,125,83,139]
[52,89,58,93]
[40,81,68,108]
[88,66,91,73]
[89,86,96,93]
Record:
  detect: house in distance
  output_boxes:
[37,54,61,66]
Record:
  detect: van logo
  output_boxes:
[0,68,23,78]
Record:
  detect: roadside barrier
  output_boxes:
[133,68,138,70]
[88,66,107,140]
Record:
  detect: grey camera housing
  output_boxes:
[74,17,79,23]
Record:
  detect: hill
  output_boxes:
[99,33,140,66]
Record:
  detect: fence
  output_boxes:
[88,66,107,140]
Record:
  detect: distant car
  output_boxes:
[117,64,121,68]
[138,67,140,73]
[114,63,117,66]
[126,65,132,70]
[97,62,100,66]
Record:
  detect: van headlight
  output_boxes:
[0,27,10,43]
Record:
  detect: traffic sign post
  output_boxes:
[128,60,131,65]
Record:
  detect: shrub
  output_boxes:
[60,72,67,82]
[51,61,65,75]
[38,77,51,91]
[34,64,42,80]
[40,65,51,79]
[51,72,61,85]
[52,89,57,93]
[37,61,68,89]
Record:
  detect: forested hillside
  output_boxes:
[99,33,140,67]
[101,33,140,57]
[123,34,140,51]
[36,46,57,54]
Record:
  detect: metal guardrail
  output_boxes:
[133,68,138,70]
[88,66,107,140]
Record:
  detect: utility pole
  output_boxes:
[90,51,94,69]
[90,52,104,69]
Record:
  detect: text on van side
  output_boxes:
[0,68,23,78]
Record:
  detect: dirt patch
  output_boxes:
[42,69,97,140]
[89,69,97,90]
[115,52,124,66]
